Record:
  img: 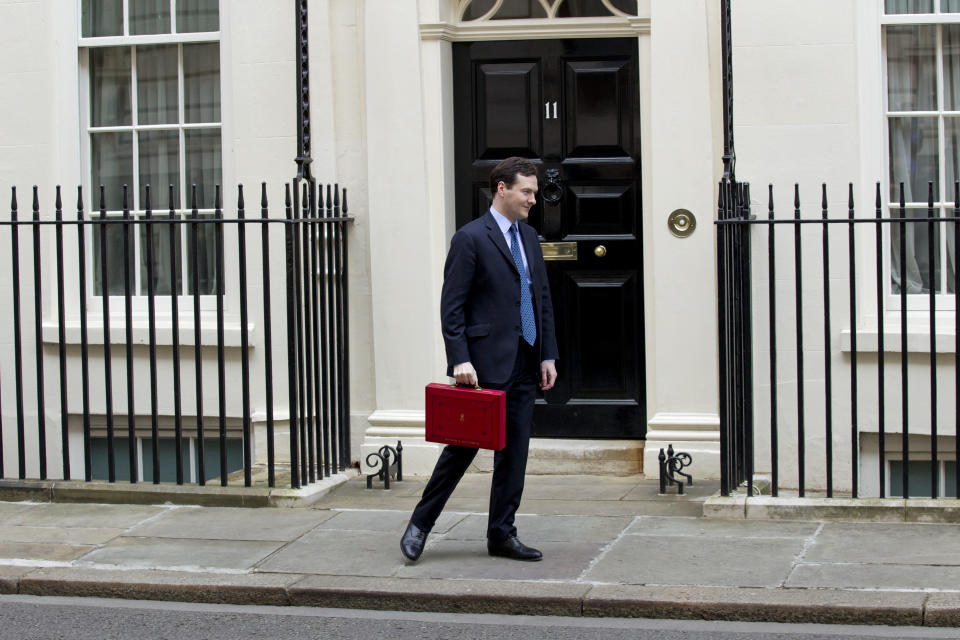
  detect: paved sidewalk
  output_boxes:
[1,474,959,626]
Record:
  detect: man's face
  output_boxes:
[497,173,538,223]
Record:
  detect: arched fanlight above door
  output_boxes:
[459,0,638,22]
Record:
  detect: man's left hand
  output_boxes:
[539,361,557,391]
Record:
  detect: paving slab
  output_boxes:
[255,530,401,576]
[527,499,704,518]
[0,501,40,520]
[4,503,168,529]
[804,521,960,565]
[123,506,334,541]
[317,509,465,534]
[0,542,95,562]
[585,534,803,587]
[396,539,605,581]
[327,479,427,500]
[289,575,590,616]
[582,585,927,626]
[0,564,37,594]
[786,562,960,590]
[0,525,124,545]
[78,536,283,571]
[924,593,960,627]
[625,516,819,539]
[317,494,422,511]
[19,567,304,605]
[520,475,638,501]
[443,513,633,543]
[622,483,719,502]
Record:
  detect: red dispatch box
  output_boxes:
[425,383,506,451]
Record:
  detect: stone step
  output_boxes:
[468,438,644,476]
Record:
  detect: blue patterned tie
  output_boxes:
[509,224,537,346]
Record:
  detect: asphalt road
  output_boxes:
[1,595,958,640]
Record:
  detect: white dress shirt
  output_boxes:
[490,206,531,284]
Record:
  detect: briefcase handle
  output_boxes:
[452,383,484,391]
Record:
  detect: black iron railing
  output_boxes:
[1,181,351,489]
[717,178,960,499]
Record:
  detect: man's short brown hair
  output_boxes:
[489,156,538,195]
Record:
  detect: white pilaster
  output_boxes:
[644,0,722,478]
[359,2,449,474]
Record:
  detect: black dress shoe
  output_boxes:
[400,521,429,561]
[487,535,542,561]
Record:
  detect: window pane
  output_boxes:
[82,0,123,37]
[945,26,960,111]
[884,0,933,13]
[177,0,220,32]
[139,214,182,295]
[90,48,131,127]
[493,0,548,19]
[138,129,180,209]
[130,0,171,35]
[183,43,221,123]
[891,209,942,294]
[141,438,191,482]
[184,128,221,208]
[137,45,178,125]
[93,218,136,296]
[91,437,133,481]
[197,438,243,482]
[463,0,496,19]
[464,0,563,20]
[943,0,960,11]
[888,117,938,202]
[886,25,937,112]
[186,214,219,295]
[556,0,637,17]
[608,0,637,13]
[91,131,133,211]
[947,462,957,497]
[889,460,936,497]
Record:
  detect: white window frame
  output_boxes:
[880,1,960,313]
[77,0,223,313]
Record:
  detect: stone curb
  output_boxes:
[583,585,928,626]
[288,575,590,617]
[0,475,351,509]
[4,566,960,626]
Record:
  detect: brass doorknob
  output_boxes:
[594,245,607,258]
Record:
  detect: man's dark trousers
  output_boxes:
[411,338,537,542]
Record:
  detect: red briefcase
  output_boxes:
[425,383,506,451]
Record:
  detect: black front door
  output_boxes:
[453,38,646,439]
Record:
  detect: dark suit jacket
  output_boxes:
[441,212,559,384]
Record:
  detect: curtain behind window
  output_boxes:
[885,0,934,13]
[887,25,939,293]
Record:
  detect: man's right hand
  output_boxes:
[452,362,478,387]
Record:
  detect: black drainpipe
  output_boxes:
[295,0,313,183]
[721,0,736,183]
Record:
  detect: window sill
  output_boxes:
[41,319,256,348]
[840,328,958,354]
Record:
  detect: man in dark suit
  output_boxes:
[401,156,559,562]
